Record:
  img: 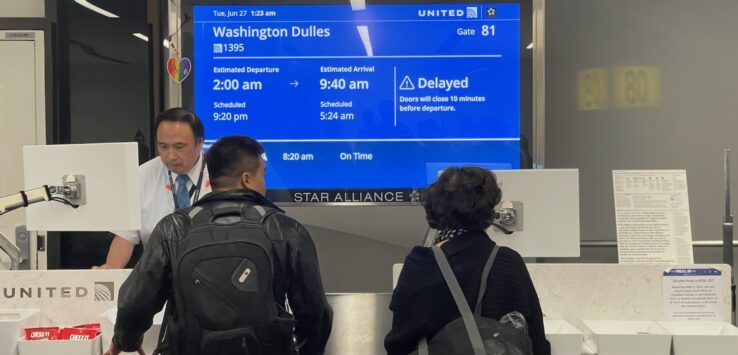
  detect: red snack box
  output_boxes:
[73,323,101,331]
[56,327,99,341]
[24,327,59,340]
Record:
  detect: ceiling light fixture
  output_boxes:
[74,0,119,18]
[132,33,148,42]
[133,33,171,49]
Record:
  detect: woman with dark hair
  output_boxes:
[385,167,550,355]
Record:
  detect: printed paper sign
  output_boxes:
[613,170,694,264]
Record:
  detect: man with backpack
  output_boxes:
[105,135,333,355]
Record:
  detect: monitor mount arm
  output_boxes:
[0,176,86,270]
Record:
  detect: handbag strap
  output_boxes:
[474,245,500,317]
[418,337,429,355]
[431,246,486,355]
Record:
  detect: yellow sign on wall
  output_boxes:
[577,68,609,111]
[612,66,661,108]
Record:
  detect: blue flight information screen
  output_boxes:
[194,4,521,191]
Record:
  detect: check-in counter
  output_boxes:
[0,265,733,355]
[96,294,393,355]
[325,293,392,355]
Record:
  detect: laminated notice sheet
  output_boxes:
[613,170,694,264]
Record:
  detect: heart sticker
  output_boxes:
[167,57,191,83]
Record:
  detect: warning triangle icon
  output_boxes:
[399,76,415,90]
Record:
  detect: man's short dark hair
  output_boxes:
[207,136,265,189]
[424,167,502,231]
[154,108,205,141]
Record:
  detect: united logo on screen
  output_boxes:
[466,7,478,18]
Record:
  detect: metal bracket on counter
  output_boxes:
[15,225,30,270]
[495,201,524,232]
[48,174,86,206]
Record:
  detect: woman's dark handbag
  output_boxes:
[413,245,534,355]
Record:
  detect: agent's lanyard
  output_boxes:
[168,156,206,210]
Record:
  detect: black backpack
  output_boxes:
[413,245,534,355]
[158,204,296,355]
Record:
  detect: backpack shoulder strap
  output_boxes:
[185,205,211,226]
[252,204,278,224]
[473,245,500,317]
[153,300,174,355]
[154,211,203,355]
[431,246,486,355]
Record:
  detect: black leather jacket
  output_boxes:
[113,189,333,354]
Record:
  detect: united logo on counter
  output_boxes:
[2,286,89,299]
[1,281,116,301]
[94,282,115,302]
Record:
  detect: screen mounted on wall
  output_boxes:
[191,2,531,202]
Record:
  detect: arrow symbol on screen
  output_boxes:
[290,80,299,87]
